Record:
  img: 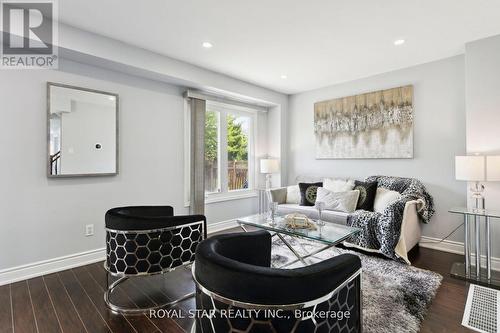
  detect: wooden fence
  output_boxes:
[205,161,248,192]
[228,161,248,190]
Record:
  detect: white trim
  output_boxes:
[207,219,239,234]
[419,236,465,255]
[0,219,240,286]
[0,248,106,286]
[420,236,500,271]
[207,100,264,115]
[206,191,257,204]
[207,102,257,194]
[184,99,259,207]
[184,191,258,207]
[184,89,270,112]
[12,227,490,286]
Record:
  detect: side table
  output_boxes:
[449,207,500,288]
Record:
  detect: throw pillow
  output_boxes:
[353,180,378,211]
[373,187,402,213]
[298,182,323,206]
[268,188,287,204]
[316,187,360,213]
[286,185,301,204]
[323,178,355,192]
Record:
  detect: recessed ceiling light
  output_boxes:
[202,42,213,48]
[280,74,288,79]
[394,39,405,46]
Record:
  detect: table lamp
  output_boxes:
[260,159,279,189]
[486,156,500,182]
[455,155,485,209]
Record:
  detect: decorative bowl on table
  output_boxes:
[284,213,317,230]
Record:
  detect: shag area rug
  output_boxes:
[271,237,442,333]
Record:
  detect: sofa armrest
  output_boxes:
[268,187,287,204]
[394,201,422,263]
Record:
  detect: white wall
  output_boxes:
[0,58,283,272]
[465,35,500,256]
[465,34,500,161]
[287,56,467,243]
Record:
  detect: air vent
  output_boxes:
[462,284,499,333]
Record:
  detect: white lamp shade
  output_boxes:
[455,156,485,181]
[487,156,500,181]
[260,159,280,174]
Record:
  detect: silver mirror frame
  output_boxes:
[46,82,119,178]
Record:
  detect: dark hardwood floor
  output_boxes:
[411,248,471,333]
[0,239,473,333]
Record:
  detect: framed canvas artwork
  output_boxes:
[314,85,413,159]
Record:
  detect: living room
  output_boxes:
[1,1,500,332]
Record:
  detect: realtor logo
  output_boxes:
[1,0,58,68]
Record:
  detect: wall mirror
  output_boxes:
[47,83,119,177]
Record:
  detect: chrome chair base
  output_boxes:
[104,275,195,315]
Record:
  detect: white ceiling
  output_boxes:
[58,0,500,94]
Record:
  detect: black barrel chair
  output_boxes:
[193,231,362,333]
[104,206,206,314]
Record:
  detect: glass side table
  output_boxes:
[449,207,500,287]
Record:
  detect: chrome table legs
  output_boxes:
[486,216,491,281]
[450,212,496,288]
[464,214,470,277]
[475,216,480,278]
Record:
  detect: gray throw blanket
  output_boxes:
[346,176,434,263]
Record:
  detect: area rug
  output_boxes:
[271,236,442,333]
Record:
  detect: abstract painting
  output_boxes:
[314,85,413,159]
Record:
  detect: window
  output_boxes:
[203,101,255,197]
[226,113,250,191]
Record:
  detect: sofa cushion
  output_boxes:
[323,178,355,192]
[374,187,402,213]
[269,187,287,204]
[286,185,300,204]
[316,187,360,213]
[277,204,349,225]
[298,182,323,206]
[353,180,378,211]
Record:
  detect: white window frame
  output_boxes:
[184,100,258,206]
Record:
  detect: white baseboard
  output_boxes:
[12,223,493,286]
[207,219,238,234]
[0,248,106,286]
[419,236,500,271]
[0,219,240,286]
[419,236,465,255]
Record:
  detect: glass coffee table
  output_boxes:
[237,214,361,268]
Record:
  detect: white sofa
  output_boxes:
[269,184,423,264]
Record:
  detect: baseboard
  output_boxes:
[419,236,500,271]
[419,236,464,255]
[0,248,106,286]
[12,221,477,286]
[207,219,238,234]
[0,219,240,286]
